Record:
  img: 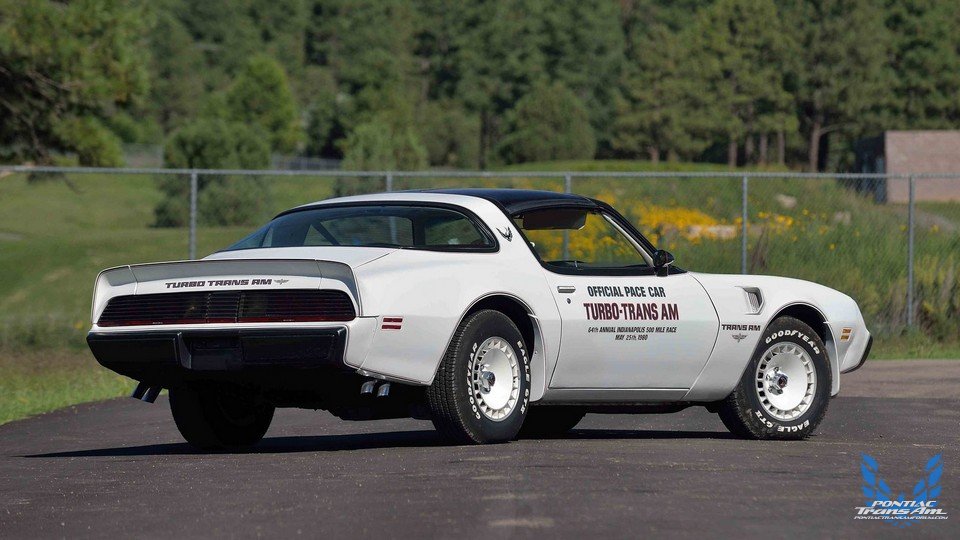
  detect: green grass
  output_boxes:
[0,349,133,425]
[0,161,958,423]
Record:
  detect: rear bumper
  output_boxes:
[87,328,349,387]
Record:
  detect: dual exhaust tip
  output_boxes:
[360,380,391,397]
[131,382,161,403]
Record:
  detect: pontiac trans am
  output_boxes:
[86,189,872,448]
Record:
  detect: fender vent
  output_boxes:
[98,289,355,327]
[742,287,764,314]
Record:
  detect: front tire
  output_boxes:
[427,310,531,444]
[717,316,832,440]
[169,385,274,451]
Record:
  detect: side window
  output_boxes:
[425,216,487,246]
[515,208,649,270]
[321,216,414,246]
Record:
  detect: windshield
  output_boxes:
[225,204,495,251]
[514,208,650,270]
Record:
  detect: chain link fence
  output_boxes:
[1,165,958,350]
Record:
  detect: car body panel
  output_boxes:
[87,190,871,406]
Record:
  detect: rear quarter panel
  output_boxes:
[348,198,561,401]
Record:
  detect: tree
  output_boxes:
[225,55,303,153]
[0,0,149,165]
[147,8,205,132]
[687,0,794,167]
[340,118,427,171]
[453,0,548,167]
[415,100,480,168]
[540,1,625,152]
[155,119,270,227]
[880,0,960,129]
[614,3,712,162]
[498,81,596,164]
[782,0,889,171]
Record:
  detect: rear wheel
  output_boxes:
[717,316,831,440]
[518,407,585,438]
[427,310,530,444]
[169,385,274,451]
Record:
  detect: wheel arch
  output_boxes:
[433,293,548,401]
[766,303,840,395]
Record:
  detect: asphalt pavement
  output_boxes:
[1,360,958,539]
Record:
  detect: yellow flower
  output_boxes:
[829,243,836,251]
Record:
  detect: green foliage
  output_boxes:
[781,0,889,170]
[7,0,960,172]
[498,82,596,164]
[687,0,794,165]
[156,119,270,227]
[147,8,205,132]
[615,6,708,162]
[225,55,303,153]
[541,1,625,150]
[415,101,480,168]
[880,1,960,129]
[0,0,149,165]
[340,119,427,172]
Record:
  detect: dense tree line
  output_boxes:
[2,0,960,172]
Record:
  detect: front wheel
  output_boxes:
[717,316,832,440]
[169,385,274,451]
[427,310,531,444]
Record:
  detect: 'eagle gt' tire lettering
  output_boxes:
[717,316,831,440]
[427,310,530,444]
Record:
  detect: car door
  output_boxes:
[516,206,719,390]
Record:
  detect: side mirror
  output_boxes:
[653,249,675,277]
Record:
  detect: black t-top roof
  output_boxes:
[420,188,597,214]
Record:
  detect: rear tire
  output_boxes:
[717,316,831,440]
[518,407,585,438]
[427,310,530,444]
[169,385,274,451]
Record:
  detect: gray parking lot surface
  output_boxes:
[1,360,958,539]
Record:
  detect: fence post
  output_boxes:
[562,174,572,259]
[741,175,749,274]
[906,175,915,328]
[385,173,394,192]
[189,171,198,260]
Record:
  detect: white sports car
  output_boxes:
[87,189,872,449]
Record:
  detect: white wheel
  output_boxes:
[469,336,521,421]
[754,342,817,421]
[717,316,832,440]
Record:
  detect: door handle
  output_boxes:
[557,286,576,294]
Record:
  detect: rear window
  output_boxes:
[226,205,495,251]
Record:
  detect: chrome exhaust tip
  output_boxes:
[360,380,377,395]
[131,382,161,403]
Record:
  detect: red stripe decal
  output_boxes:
[383,317,403,323]
[381,324,402,330]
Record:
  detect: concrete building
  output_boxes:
[854,130,960,203]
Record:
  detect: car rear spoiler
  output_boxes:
[91,259,359,322]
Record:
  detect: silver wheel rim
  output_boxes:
[755,342,817,421]
[469,336,521,422]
